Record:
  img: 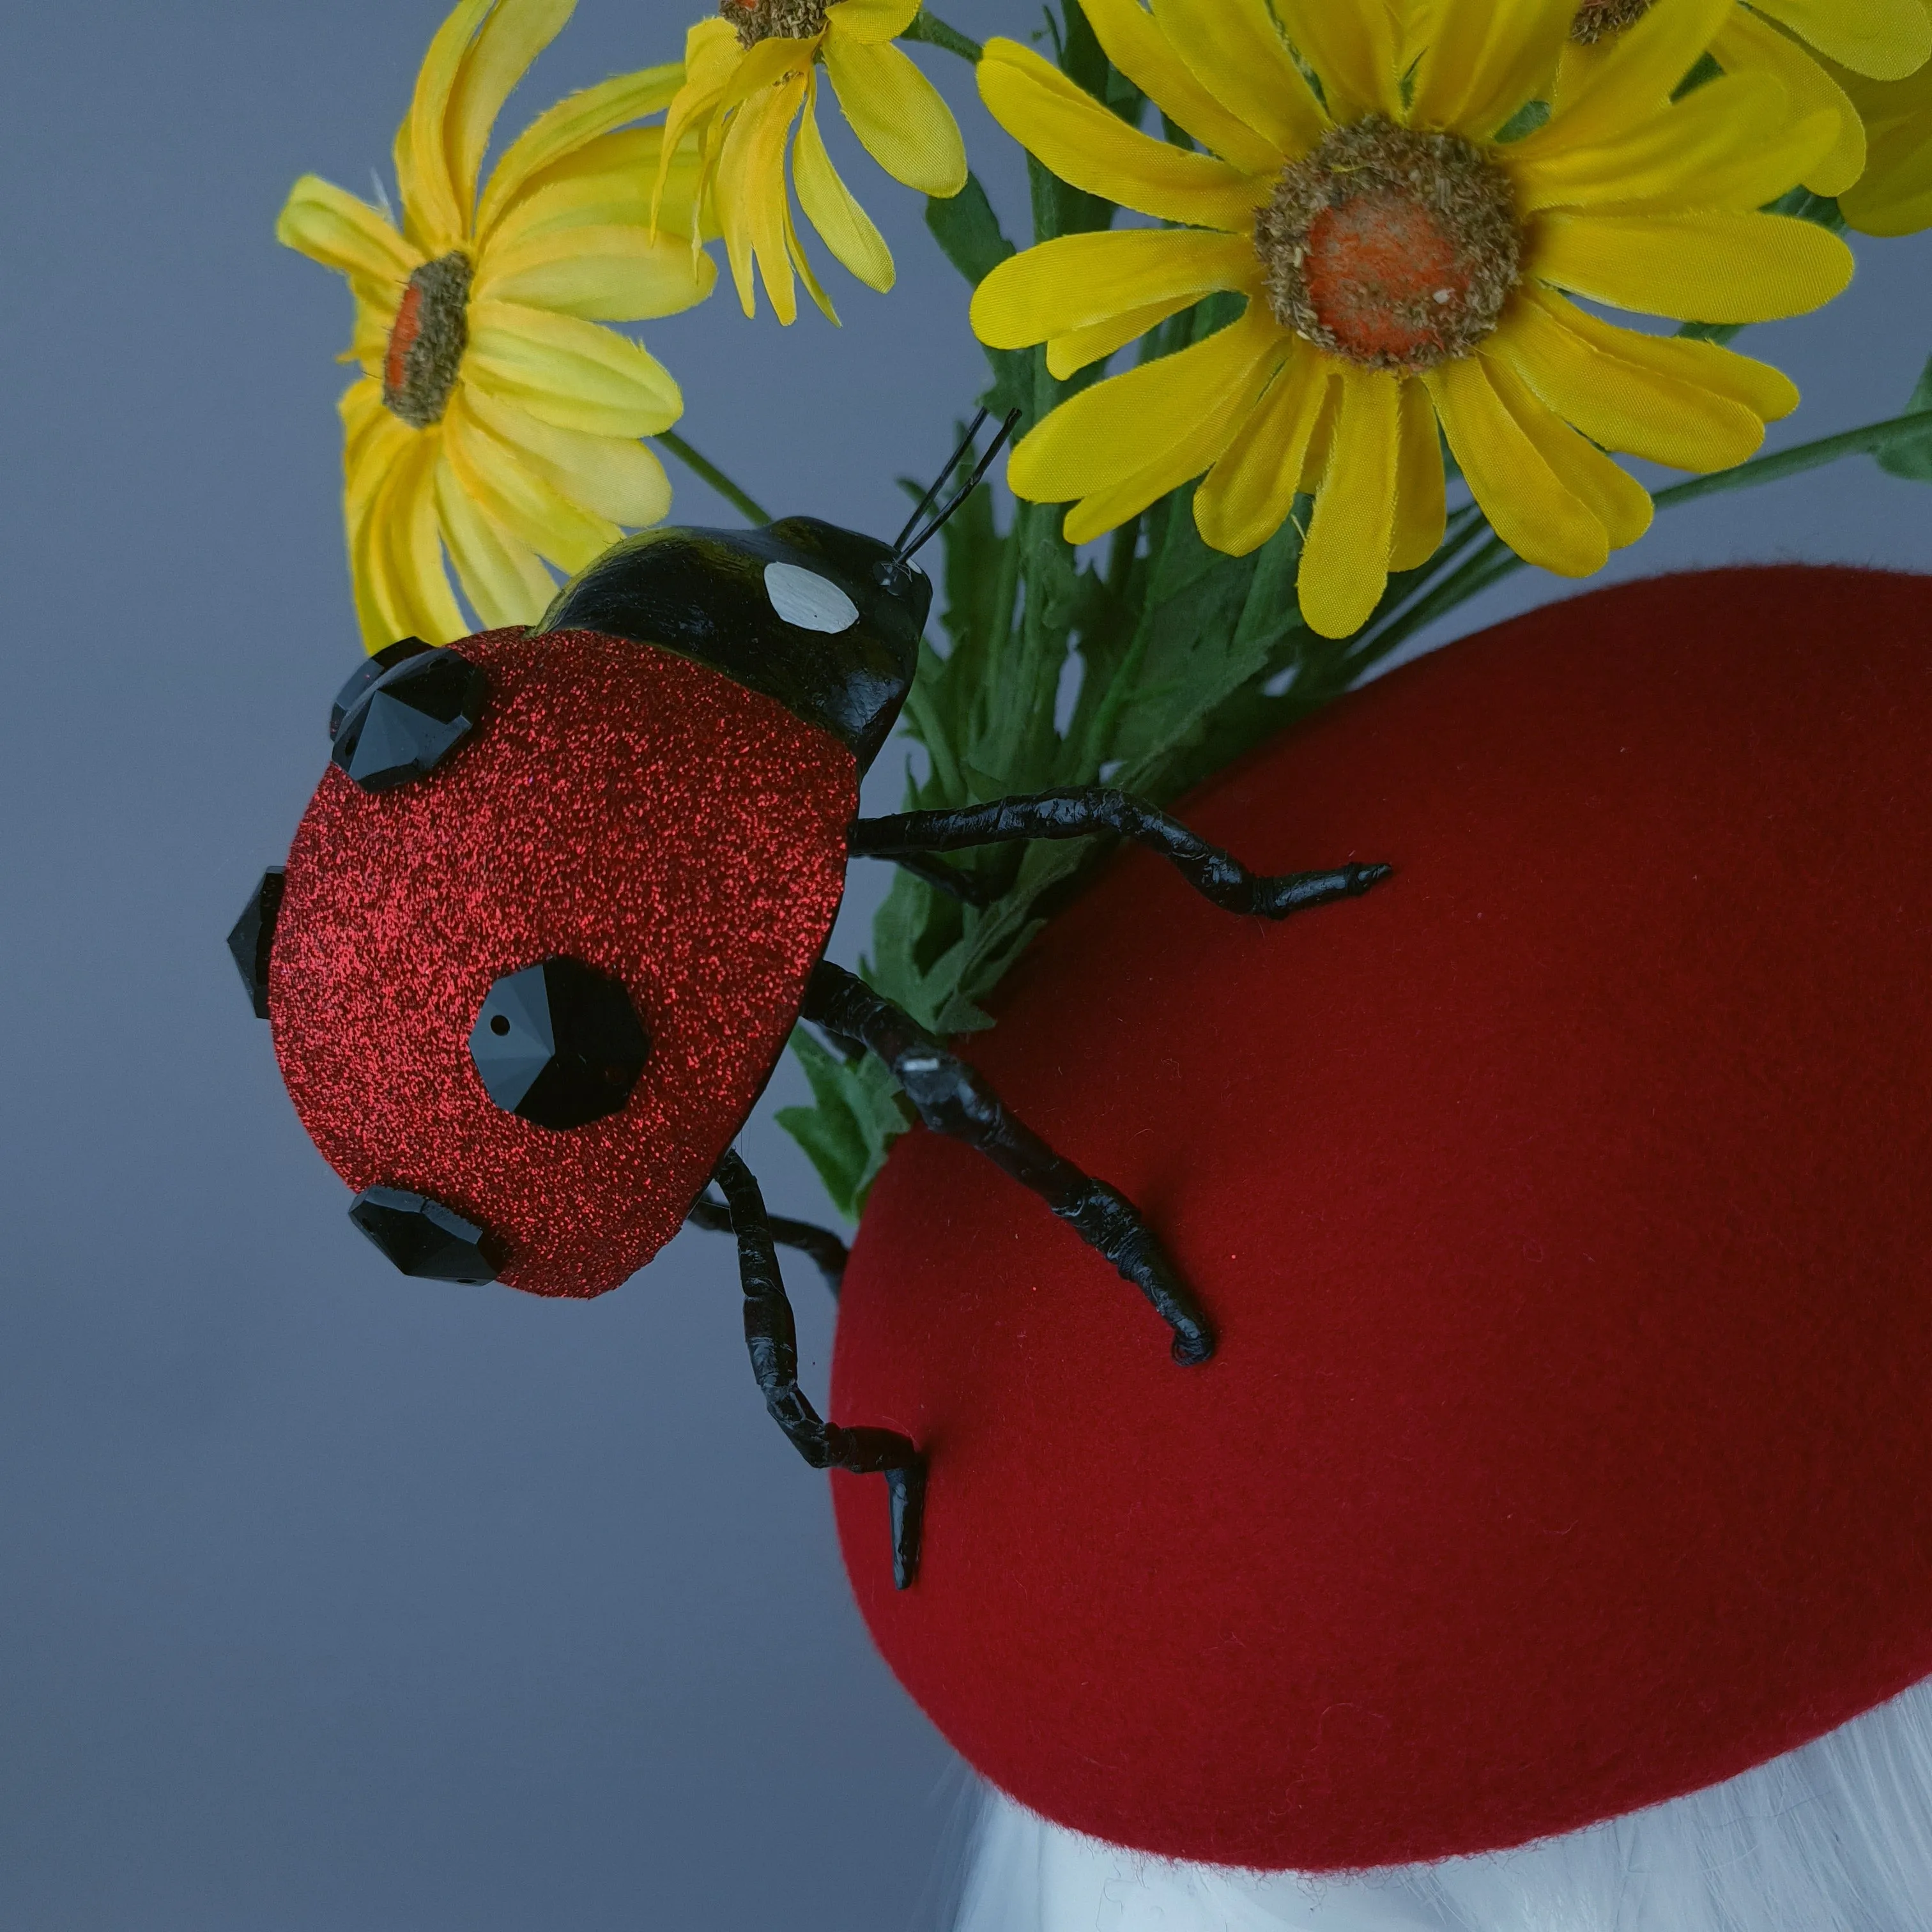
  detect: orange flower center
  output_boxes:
[721,0,829,50]
[1255,119,1520,375]
[383,252,471,430]
[1571,0,1653,43]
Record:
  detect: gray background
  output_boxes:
[0,3,1926,1926]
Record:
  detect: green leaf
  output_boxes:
[924,171,1015,288]
[903,7,982,61]
[773,1029,916,1221]
[1878,356,1932,482]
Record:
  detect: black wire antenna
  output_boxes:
[890,408,1023,564]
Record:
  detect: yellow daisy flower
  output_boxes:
[656,0,967,324]
[1563,0,1932,197]
[1830,0,1932,232]
[972,0,1854,638]
[277,0,716,650]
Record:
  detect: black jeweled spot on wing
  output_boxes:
[349,1186,501,1284]
[468,957,650,1131]
[328,636,433,740]
[331,647,488,793]
[227,867,286,1020]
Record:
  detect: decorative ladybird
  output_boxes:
[228,415,1390,1586]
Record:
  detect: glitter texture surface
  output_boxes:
[270,627,856,1298]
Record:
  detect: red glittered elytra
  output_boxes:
[268,627,855,1298]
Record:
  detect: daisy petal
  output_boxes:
[1389,376,1446,572]
[1497,288,1783,470]
[1483,355,1653,550]
[1529,209,1853,322]
[1841,63,1932,234]
[1009,305,1282,502]
[462,379,674,527]
[433,450,557,628]
[1269,0,1401,121]
[972,227,1257,348]
[1425,356,1608,577]
[1195,342,1333,556]
[1751,0,1932,79]
[826,0,923,45]
[479,63,687,237]
[1078,0,1287,174]
[491,130,701,243]
[1708,11,1864,196]
[277,175,418,289]
[443,391,617,571]
[652,20,743,234]
[1409,0,1574,141]
[821,36,968,195]
[1047,294,1211,378]
[475,221,716,319]
[467,298,684,435]
[977,37,1261,229]
[360,429,467,645]
[1512,70,1839,212]
[1299,367,1401,638]
[1149,0,1327,162]
[445,0,573,219]
[1540,0,1733,151]
[342,379,413,547]
[781,164,843,323]
[793,80,896,291]
[717,75,804,321]
[395,0,489,255]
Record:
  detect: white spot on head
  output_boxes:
[764,560,859,634]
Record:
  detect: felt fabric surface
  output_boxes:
[272,627,854,1298]
[829,567,1932,1870]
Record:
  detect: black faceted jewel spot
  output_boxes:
[227,867,286,1019]
[331,647,488,793]
[329,636,433,740]
[349,1186,500,1284]
[470,957,650,1131]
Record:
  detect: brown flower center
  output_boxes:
[1254,118,1521,375]
[383,252,471,429]
[721,0,829,50]
[1570,0,1654,44]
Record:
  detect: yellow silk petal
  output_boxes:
[1839,60,1932,233]
[479,63,686,238]
[443,392,617,570]
[277,175,419,293]
[1426,356,1608,576]
[1077,0,1287,174]
[1512,70,1834,212]
[1708,12,1865,195]
[445,0,574,219]
[460,379,671,526]
[716,75,804,321]
[342,379,412,539]
[395,0,490,254]
[1539,0,1734,152]
[1529,208,1853,321]
[363,430,468,646]
[475,222,716,319]
[433,450,557,627]
[781,167,842,323]
[1148,0,1327,162]
[977,37,1261,229]
[1009,305,1282,501]
[1047,293,1210,379]
[1194,344,1333,556]
[1269,0,1402,120]
[489,130,702,244]
[466,298,684,434]
[793,81,895,290]
[972,227,1257,347]
[825,0,922,45]
[1751,0,1932,78]
[1389,376,1447,572]
[1483,354,1653,549]
[1495,291,1774,470]
[1298,368,1401,640]
[1408,0,1574,141]
[820,36,968,195]
[653,22,742,233]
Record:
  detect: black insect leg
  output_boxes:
[850,787,1391,917]
[686,1190,848,1297]
[711,1149,925,1588]
[799,961,1214,1367]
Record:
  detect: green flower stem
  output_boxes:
[904,8,983,61]
[654,430,772,526]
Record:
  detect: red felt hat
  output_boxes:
[829,565,1932,1871]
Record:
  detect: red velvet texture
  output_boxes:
[272,628,854,1298]
[831,567,1932,1870]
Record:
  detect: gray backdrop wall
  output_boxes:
[0,3,1927,1927]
